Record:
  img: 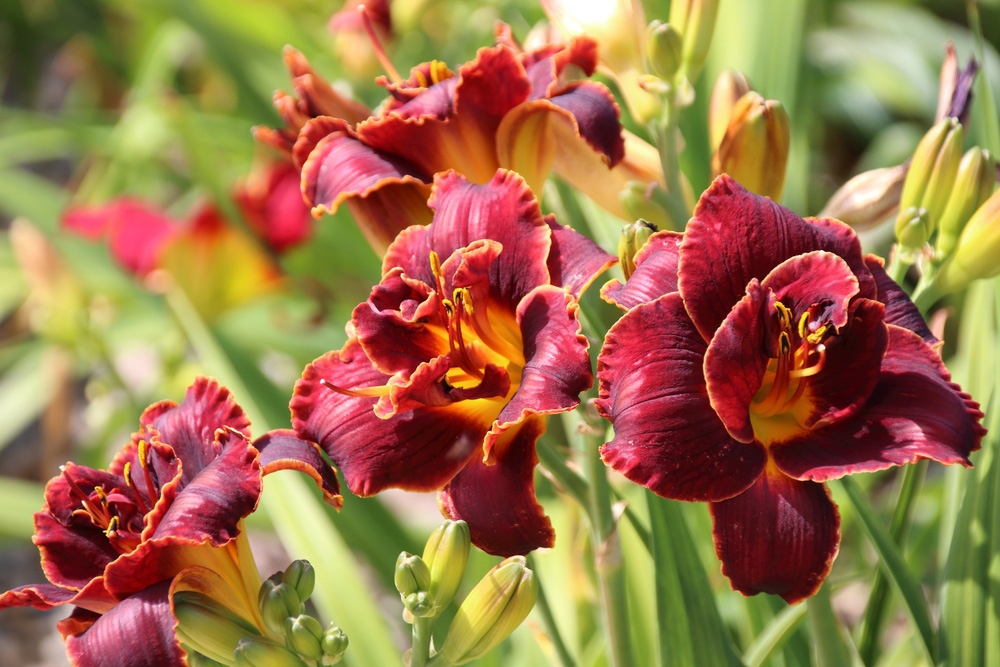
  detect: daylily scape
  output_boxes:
[3,1,997,665]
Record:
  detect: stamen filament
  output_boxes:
[123,462,151,516]
[320,378,392,398]
[358,4,401,83]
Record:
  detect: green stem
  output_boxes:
[807,584,853,667]
[886,252,913,285]
[651,102,693,230]
[527,555,577,667]
[911,280,943,312]
[582,423,634,667]
[536,438,591,513]
[857,461,927,666]
[410,617,433,667]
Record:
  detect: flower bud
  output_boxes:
[422,519,471,612]
[712,92,791,201]
[646,21,683,81]
[708,69,752,150]
[403,591,436,619]
[281,560,316,604]
[233,637,309,667]
[894,206,933,253]
[898,117,962,221]
[933,188,1000,293]
[917,121,964,230]
[618,220,658,280]
[187,652,230,667]
[935,148,995,258]
[440,556,538,665]
[284,614,325,660]
[321,624,349,665]
[668,0,720,82]
[258,581,304,635]
[620,182,681,231]
[394,552,432,597]
[818,164,907,230]
[174,591,260,666]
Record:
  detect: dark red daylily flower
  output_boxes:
[275,28,642,254]
[291,169,614,557]
[596,175,985,603]
[0,378,340,666]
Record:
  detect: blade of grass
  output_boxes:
[807,584,857,667]
[836,476,936,664]
[743,601,809,667]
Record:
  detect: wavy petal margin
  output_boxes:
[710,469,840,604]
[254,429,343,509]
[601,231,683,310]
[597,293,766,501]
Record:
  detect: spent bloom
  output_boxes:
[0,378,340,666]
[596,175,984,602]
[291,169,614,557]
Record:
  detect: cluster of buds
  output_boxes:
[396,520,537,666]
[886,116,1000,295]
[176,559,348,667]
[708,70,791,201]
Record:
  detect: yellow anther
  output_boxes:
[94,486,107,503]
[430,251,443,279]
[123,462,133,487]
[429,60,453,84]
[797,312,810,339]
[414,70,428,88]
[137,439,150,469]
[775,302,791,329]
[807,326,828,345]
[104,515,119,538]
[454,288,474,315]
[778,331,791,355]
[443,300,455,316]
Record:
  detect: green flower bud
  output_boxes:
[620,181,680,231]
[936,148,995,258]
[186,652,230,667]
[708,69,752,151]
[321,624,349,665]
[233,637,309,667]
[894,206,932,255]
[899,118,962,219]
[618,220,658,280]
[281,560,316,605]
[646,21,683,81]
[422,519,471,613]
[818,164,908,230]
[258,581,304,635]
[403,590,436,618]
[173,591,261,667]
[933,187,1000,293]
[394,552,432,597]
[440,556,538,665]
[284,614,325,660]
[712,92,791,201]
[917,120,964,232]
[668,0,720,83]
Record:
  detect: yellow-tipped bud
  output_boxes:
[233,637,309,667]
[321,625,349,665]
[257,581,303,635]
[708,69,753,150]
[936,148,995,258]
[440,556,538,665]
[618,220,659,280]
[917,120,964,230]
[281,560,315,605]
[818,164,908,230]
[285,615,325,660]
[899,118,962,218]
[394,552,432,597]
[712,92,791,201]
[173,591,260,667]
[933,188,1000,293]
[668,0,720,83]
[894,206,933,253]
[422,519,471,613]
[646,21,683,81]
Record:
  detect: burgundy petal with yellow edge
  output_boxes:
[710,469,840,604]
[597,293,766,502]
[679,176,875,341]
[291,342,485,496]
[773,326,984,482]
[439,417,554,557]
[602,231,682,310]
[254,429,342,508]
[64,581,184,667]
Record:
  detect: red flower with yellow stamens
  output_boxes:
[281,27,631,254]
[291,169,614,556]
[596,175,984,603]
[0,378,340,666]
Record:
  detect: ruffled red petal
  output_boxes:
[710,469,840,604]
[254,429,343,509]
[485,286,592,461]
[64,581,186,667]
[679,176,875,342]
[439,416,554,556]
[601,231,682,310]
[865,255,939,347]
[596,293,766,501]
[760,251,859,331]
[544,215,616,297]
[547,81,624,167]
[34,510,118,593]
[772,325,985,482]
[291,341,486,496]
